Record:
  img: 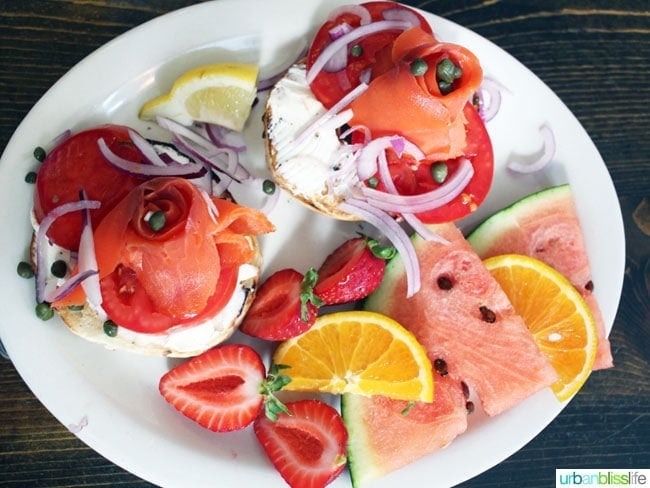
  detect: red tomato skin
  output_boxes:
[34,125,145,251]
[306,1,433,108]
[100,264,239,334]
[414,103,494,223]
[367,103,494,223]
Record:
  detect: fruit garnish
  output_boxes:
[240,268,321,341]
[254,399,348,488]
[158,344,290,432]
[483,254,598,401]
[272,310,434,402]
[139,62,259,131]
[313,237,392,305]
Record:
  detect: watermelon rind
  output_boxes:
[466,183,570,255]
[341,393,379,488]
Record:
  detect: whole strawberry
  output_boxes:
[254,399,348,488]
[158,344,290,432]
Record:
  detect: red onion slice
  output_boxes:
[127,129,168,167]
[507,124,556,173]
[381,6,423,27]
[338,197,420,297]
[306,19,413,85]
[51,129,72,147]
[157,116,251,182]
[77,190,102,308]
[478,77,508,122]
[98,138,206,178]
[35,199,101,304]
[205,123,247,153]
[371,141,448,244]
[44,269,99,303]
[362,158,474,213]
[279,81,368,156]
[325,22,353,73]
[355,135,424,181]
[339,124,371,144]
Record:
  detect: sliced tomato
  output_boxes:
[367,102,493,223]
[33,125,145,251]
[306,1,433,108]
[100,264,239,334]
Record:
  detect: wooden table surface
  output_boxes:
[0,1,648,487]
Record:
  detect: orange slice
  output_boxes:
[272,310,434,402]
[483,254,597,401]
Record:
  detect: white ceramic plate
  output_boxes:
[0,1,624,487]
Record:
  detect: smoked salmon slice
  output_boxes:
[349,27,483,161]
[54,177,274,323]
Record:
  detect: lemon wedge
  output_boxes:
[139,63,259,131]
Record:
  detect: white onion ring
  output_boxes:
[507,124,556,173]
[338,197,420,297]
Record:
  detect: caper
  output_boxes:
[24,171,37,184]
[148,210,166,232]
[17,261,34,279]
[33,146,46,162]
[350,44,363,57]
[431,162,448,183]
[50,260,67,278]
[103,320,118,337]
[262,179,276,195]
[366,176,379,188]
[35,302,54,321]
[436,58,462,94]
[436,58,462,83]
[410,58,428,76]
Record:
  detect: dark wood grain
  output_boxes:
[1,1,648,487]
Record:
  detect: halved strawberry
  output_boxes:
[239,268,322,341]
[254,399,348,488]
[313,237,393,305]
[158,344,290,432]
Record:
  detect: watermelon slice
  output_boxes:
[466,184,613,370]
[342,374,468,488]
[364,222,558,417]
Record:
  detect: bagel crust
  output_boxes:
[33,227,262,358]
[263,63,361,221]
